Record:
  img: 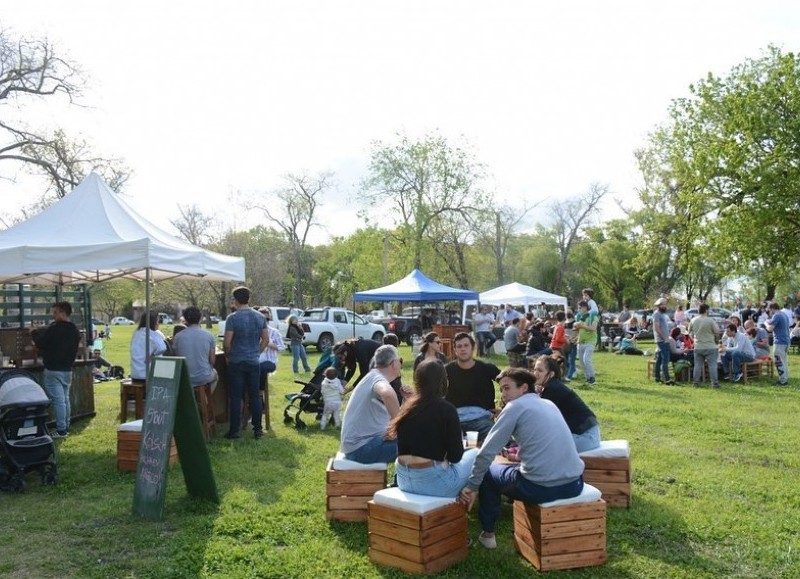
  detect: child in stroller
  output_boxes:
[0,370,58,492]
[283,347,345,429]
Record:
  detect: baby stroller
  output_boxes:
[0,370,58,491]
[282,348,339,430]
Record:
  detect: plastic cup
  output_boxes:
[466,431,478,448]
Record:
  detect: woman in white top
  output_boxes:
[129,312,167,381]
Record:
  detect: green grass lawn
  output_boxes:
[2,326,799,578]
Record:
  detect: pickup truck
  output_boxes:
[378,307,434,346]
[300,307,385,351]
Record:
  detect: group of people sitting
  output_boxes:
[337,331,600,549]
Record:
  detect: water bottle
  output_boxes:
[412,335,422,355]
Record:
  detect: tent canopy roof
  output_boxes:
[0,173,245,285]
[353,269,478,302]
[474,282,568,307]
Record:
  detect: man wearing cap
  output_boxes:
[223,286,269,439]
[652,297,674,385]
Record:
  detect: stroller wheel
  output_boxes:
[42,464,58,485]
[295,419,307,430]
[8,473,26,493]
[284,415,294,424]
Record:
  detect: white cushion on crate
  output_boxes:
[332,451,387,471]
[579,439,629,459]
[118,419,143,432]
[372,487,457,514]
[539,483,602,508]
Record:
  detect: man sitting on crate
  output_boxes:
[340,345,402,464]
[172,306,219,393]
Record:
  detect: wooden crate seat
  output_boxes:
[513,483,607,572]
[325,453,387,522]
[116,419,177,472]
[741,358,774,384]
[580,439,632,508]
[194,384,216,441]
[368,487,468,575]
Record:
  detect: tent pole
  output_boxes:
[145,268,151,377]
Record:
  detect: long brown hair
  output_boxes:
[420,332,440,355]
[386,359,448,438]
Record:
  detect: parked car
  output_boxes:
[158,313,174,325]
[111,316,135,325]
[300,307,384,351]
[91,318,106,326]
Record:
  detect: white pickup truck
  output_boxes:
[300,307,385,351]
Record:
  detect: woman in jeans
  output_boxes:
[286,315,311,373]
[388,359,478,497]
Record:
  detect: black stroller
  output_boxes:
[0,370,58,491]
[283,349,337,429]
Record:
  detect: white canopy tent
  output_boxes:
[0,172,244,285]
[0,173,245,359]
[462,282,568,321]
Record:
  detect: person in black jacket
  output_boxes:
[31,301,81,437]
[334,337,380,388]
[531,355,600,452]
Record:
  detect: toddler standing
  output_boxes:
[320,366,345,430]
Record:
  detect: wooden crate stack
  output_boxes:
[325,457,387,522]
[117,420,177,472]
[513,496,607,571]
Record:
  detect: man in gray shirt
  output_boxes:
[458,367,584,549]
[172,306,218,392]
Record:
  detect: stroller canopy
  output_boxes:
[0,372,49,408]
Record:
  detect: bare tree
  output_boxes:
[550,183,609,294]
[255,171,331,307]
[477,201,537,285]
[0,30,127,199]
[171,204,213,245]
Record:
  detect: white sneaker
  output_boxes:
[478,532,497,549]
[643,349,651,356]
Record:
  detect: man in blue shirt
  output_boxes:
[766,302,790,386]
[652,297,674,385]
[223,286,269,439]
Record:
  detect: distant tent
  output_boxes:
[477,282,568,308]
[353,269,478,302]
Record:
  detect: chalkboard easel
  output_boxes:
[133,356,219,521]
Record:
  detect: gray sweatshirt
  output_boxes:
[467,393,584,490]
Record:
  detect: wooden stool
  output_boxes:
[507,350,524,368]
[439,338,453,361]
[513,484,607,571]
[116,419,177,472]
[368,487,468,575]
[326,453,387,522]
[119,379,145,422]
[580,440,632,508]
[194,384,216,441]
[741,358,773,383]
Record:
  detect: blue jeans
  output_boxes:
[291,343,310,373]
[259,360,276,391]
[774,343,789,384]
[460,416,495,445]
[574,424,601,453]
[345,435,398,464]
[721,350,754,376]
[43,370,72,433]
[477,331,496,356]
[655,341,671,381]
[227,361,262,434]
[478,464,583,532]
[566,345,577,379]
[396,449,479,498]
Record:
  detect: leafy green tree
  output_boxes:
[361,133,488,271]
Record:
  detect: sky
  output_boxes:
[1,1,798,245]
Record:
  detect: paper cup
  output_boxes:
[466,431,478,448]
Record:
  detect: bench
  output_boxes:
[368,487,468,575]
[513,483,607,571]
[325,453,387,522]
[580,439,631,508]
[741,358,774,384]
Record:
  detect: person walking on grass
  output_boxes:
[766,302,790,386]
[223,286,269,440]
[573,300,598,386]
[689,304,721,389]
[652,297,675,385]
[31,301,81,438]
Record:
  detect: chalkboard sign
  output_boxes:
[133,357,219,521]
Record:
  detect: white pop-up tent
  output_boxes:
[0,172,244,285]
[462,282,568,321]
